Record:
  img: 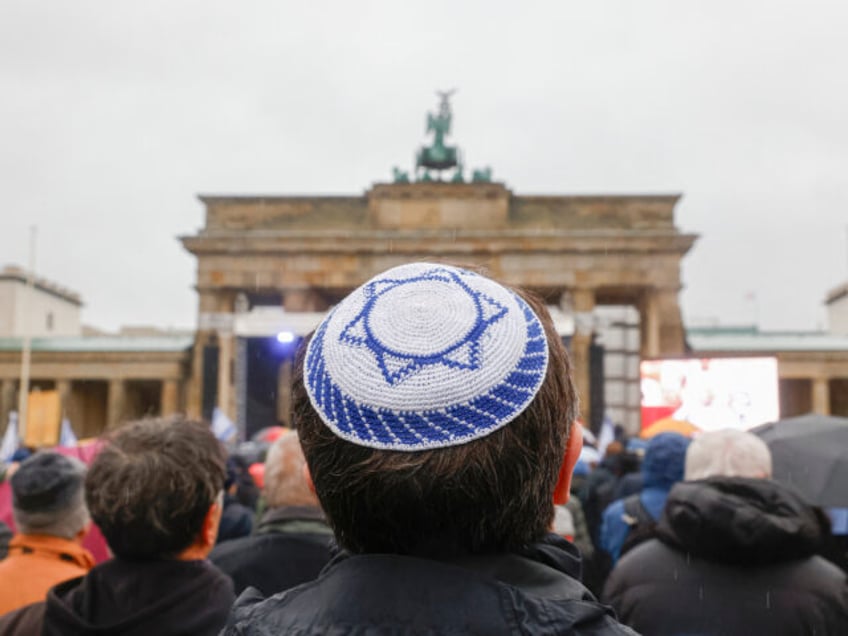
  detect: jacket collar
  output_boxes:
[9,533,96,570]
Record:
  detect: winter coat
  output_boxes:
[222,534,638,635]
[209,505,334,596]
[603,476,848,636]
[216,493,254,544]
[0,534,95,615]
[0,558,234,636]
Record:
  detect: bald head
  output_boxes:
[263,431,320,509]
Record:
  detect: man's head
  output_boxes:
[294,262,580,555]
[685,428,772,480]
[85,416,226,560]
[263,431,320,509]
[12,452,89,540]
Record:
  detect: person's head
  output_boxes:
[86,416,226,561]
[294,262,580,556]
[685,428,772,480]
[12,452,89,541]
[263,430,320,509]
[641,432,690,489]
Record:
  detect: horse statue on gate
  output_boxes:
[415,90,460,178]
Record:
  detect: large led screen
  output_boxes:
[640,357,780,432]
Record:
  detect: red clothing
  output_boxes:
[0,534,94,615]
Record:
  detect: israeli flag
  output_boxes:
[1,412,19,463]
[59,417,78,447]
[211,407,236,442]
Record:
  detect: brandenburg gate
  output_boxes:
[181,95,696,435]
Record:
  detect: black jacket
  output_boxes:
[603,477,848,636]
[0,558,234,636]
[223,534,637,635]
[209,505,335,596]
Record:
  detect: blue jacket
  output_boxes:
[599,432,689,563]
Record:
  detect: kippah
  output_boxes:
[304,263,549,451]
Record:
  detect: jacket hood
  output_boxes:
[41,558,234,636]
[641,432,690,489]
[656,476,826,565]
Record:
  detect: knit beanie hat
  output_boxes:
[304,262,549,451]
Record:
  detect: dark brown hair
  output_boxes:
[294,285,577,556]
[85,416,226,560]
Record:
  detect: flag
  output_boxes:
[1,412,19,463]
[59,417,78,447]
[597,414,616,456]
[211,407,236,442]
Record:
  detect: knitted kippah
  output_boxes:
[304,263,549,451]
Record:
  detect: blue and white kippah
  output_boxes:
[304,263,549,451]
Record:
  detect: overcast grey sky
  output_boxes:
[2,1,846,333]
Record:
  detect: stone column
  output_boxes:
[655,288,687,355]
[161,379,180,416]
[567,288,595,427]
[812,377,831,415]
[56,379,72,417]
[187,331,210,419]
[639,288,661,359]
[277,359,293,427]
[188,290,227,419]
[0,379,15,430]
[218,333,234,420]
[107,379,126,429]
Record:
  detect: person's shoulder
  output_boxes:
[0,601,46,636]
[600,498,627,533]
[788,555,848,594]
[223,581,317,634]
[210,534,257,561]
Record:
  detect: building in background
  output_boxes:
[0,268,191,438]
[180,182,695,439]
[827,281,848,335]
[10,97,847,441]
[0,266,82,338]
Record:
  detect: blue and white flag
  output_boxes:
[211,407,236,442]
[597,414,616,456]
[59,417,78,447]
[1,412,19,463]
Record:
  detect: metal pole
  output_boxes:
[17,226,37,443]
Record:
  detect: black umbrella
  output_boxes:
[751,413,848,507]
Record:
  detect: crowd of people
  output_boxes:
[0,262,845,635]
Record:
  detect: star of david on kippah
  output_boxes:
[338,267,508,385]
[304,262,549,451]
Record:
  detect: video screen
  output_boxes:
[640,357,779,432]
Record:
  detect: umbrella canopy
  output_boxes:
[640,417,700,440]
[751,413,848,507]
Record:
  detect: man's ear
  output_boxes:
[553,421,584,505]
[203,497,224,549]
[302,462,316,495]
[179,497,223,561]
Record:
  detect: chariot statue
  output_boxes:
[415,90,460,178]
[390,90,493,184]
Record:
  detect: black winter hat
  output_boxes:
[11,452,85,514]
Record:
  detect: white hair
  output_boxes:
[685,429,772,481]
[263,431,320,509]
